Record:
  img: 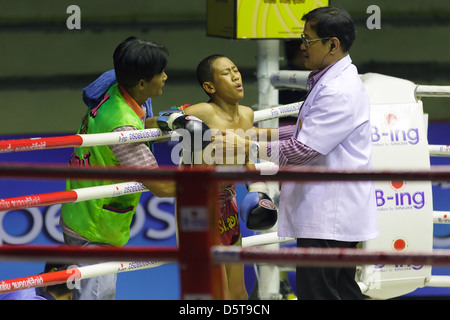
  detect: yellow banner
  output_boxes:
[207,0,329,39]
[237,0,328,38]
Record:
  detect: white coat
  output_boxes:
[278,55,379,242]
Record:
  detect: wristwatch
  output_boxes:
[250,141,260,157]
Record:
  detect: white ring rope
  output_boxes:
[428,145,450,157]
[252,101,302,122]
[270,70,450,97]
[0,102,446,157]
[0,103,301,154]
[241,232,294,247]
[416,85,450,97]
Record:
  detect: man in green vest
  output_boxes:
[60,37,178,300]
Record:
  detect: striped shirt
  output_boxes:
[266,125,321,166]
[110,125,158,169]
[108,87,158,170]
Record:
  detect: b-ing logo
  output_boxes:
[375,264,423,271]
[372,113,420,146]
[375,181,425,210]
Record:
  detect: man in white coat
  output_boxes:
[224,6,378,299]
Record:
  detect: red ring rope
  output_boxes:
[0,268,80,294]
[0,181,147,211]
[0,190,77,211]
[0,260,169,294]
[212,246,450,267]
[0,245,178,263]
[0,135,83,153]
[1,163,450,183]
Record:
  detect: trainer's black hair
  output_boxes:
[113,36,169,89]
[302,7,355,52]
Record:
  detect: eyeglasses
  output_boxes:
[300,34,331,47]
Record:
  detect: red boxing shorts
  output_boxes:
[218,185,241,246]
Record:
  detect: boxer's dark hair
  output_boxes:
[196,54,227,97]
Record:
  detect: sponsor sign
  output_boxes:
[359,102,434,299]
[207,0,329,39]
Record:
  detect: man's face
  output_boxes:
[211,57,244,102]
[144,71,168,98]
[301,21,332,71]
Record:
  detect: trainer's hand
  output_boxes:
[221,129,271,162]
[220,130,250,163]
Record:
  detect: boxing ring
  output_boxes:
[1,68,450,300]
[1,164,450,299]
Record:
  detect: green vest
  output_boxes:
[61,84,146,247]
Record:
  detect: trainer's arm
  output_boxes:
[110,126,175,197]
[144,116,158,128]
[252,127,279,141]
[226,125,320,166]
[264,137,321,166]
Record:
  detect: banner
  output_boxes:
[358,101,434,299]
[207,0,329,39]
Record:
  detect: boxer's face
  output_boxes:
[210,57,244,103]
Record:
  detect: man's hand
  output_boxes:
[218,130,250,165]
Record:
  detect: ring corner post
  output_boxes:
[176,169,225,300]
